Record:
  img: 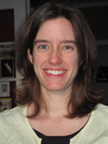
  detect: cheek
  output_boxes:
[66,55,79,67]
[32,52,40,63]
[32,54,47,67]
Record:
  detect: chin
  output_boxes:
[45,84,66,92]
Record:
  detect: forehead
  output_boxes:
[35,18,75,42]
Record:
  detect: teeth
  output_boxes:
[45,70,66,75]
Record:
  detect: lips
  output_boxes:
[44,69,66,76]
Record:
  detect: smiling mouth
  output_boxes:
[44,70,66,75]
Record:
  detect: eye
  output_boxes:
[38,45,48,50]
[63,46,73,50]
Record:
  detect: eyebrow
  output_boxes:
[34,39,76,45]
[61,40,76,44]
[34,40,49,44]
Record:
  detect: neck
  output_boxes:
[40,87,72,118]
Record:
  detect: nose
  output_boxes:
[49,50,62,65]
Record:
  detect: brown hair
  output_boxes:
[16,2,103,118]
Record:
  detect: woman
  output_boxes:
[0,2,108,144]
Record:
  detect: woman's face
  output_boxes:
[28,18,79,94]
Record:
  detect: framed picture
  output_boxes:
[0,98,12,112]
[0,0,26,46]
[0,9,14,44]
[96,67,108,83]
[0,82,10,97]
[0,58,14,78]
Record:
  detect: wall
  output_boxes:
[93,45,108,105]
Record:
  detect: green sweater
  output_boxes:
[0,104,108,144]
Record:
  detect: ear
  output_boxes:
[27,48,33,64]
[79,60,83,67]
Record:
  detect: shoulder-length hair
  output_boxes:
[16,2,103,118]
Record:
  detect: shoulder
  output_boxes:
[91,104,108,127]
[0,106,39,143]
[0,106,27,126]
[70,104,108,143]
[94,104,108,116]
[0,106,27,139]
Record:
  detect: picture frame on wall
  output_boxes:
[0,0,27,46]
[0,9,14,45]
[0,82,10,97]
[0,97,12,112]
[0,58,14,78]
